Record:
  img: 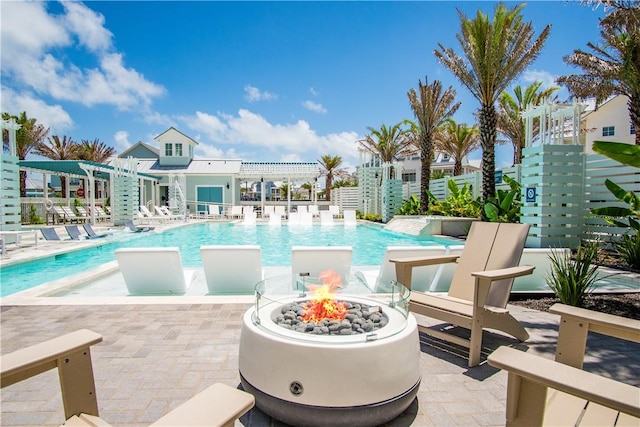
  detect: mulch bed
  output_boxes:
[510,293,640,320]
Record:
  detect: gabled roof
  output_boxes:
[136,159,242,174]
[118,141,159,159]
[154,127,199,145]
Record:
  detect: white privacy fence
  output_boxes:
[423,146,639,249]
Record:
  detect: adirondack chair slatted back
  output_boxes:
[447,222,529,308]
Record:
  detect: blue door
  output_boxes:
[197,186,223,213]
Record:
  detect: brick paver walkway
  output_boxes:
[1,303,638,426]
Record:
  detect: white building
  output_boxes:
[581,95,636,153]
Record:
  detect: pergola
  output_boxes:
[238,162,321,214]
[19,160,159,224]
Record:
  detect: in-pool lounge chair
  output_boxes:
[242,211,257,225]
[124,220,152,232]
[488,303,640,426]
[343,210,357,226]
[200,245,263,294]
[41,227,64,241]
[291,246,352,289]
[115,247,194,295]
[390,222,534,367]
[268,213,282,226]
[83,223,109,238]
[320,210,335,225]
[0,329,255,427]
[65,224,86,240]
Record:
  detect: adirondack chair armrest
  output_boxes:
[488,346,640,420]
[471,265,535,281]
[1,329,103,420]
[549,303,640,368]
[390,255,460,289]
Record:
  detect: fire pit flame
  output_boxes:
[301,270,347,323]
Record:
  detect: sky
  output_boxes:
[1,0,608,172]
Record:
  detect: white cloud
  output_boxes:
[309,87,318,96]
[179,109,361,164]
[302,100,327,114]
[244,85,277,102]
[521,69,559,89]
[0,86,73,134]
[113,130,131,153]
[0,1,165,113]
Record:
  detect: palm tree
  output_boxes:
[357,123,416,181]
[497,82,560,164]
[300,182,314,200]
[2,112,50,196]
[279,183,290,200]
[33,135,80,196]
[407,77,460,212]
[436,118,480,176]
[78,139,115,163]
[557,2,640,145]
[434,3,551,206]
[318,155,347,202]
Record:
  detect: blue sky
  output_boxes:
[1,1,606,172]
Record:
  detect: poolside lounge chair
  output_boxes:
[488,303,640,426]
[288,212,301,225]
[291,246,352,289]
[93,206,110,221]
[390,222,534,367]
[329,205,340,217]
[83,223,109,238]
[308,205,319,217]
[0,329,255,427]
[242,211,257,225]
[320,210,335,225]
[140,205,162,220]
[274,205,286,218]
[296,205,308,213]
[115,247,194,295]
[268,213,282,226]
[123,220,152,232]
[299,212,313,225]
[61,206,85,223]
[65,225,85,240]
[228,205,243,219]
[208,204,222,219]
[262,205,275,218]
[200,245,263,294]
[343,210,357,226]
[41,227,64,241]
[76,205,90,221]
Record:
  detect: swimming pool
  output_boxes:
[0,222,459,297]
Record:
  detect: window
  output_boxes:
[602,126,615,137]
[175,143,183,156]
[442,154,450,162]
[631,123,636,135]
[165,143,173,156]
[189,145,193,157]
[402,172,416,183]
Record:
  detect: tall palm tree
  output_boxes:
[497,82,560,164]
[33,135,80,196]
[434,3,551,206]
[407,77,460,212]
[318,155,347,202]
[2,112,50,196]
[357,123,416,180]
[301,182,314,200]
[436,118,480,176]
[78,138,115,163]
[557,2,640,145]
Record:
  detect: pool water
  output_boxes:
[0,222,459,297]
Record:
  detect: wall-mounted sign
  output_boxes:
[526,187,536,203]
[494,170,503,184]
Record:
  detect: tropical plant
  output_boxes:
[279,183,290,200]
[78,138,115,162]
[557,2,640,145]
[497,82,560,164]
[318,155,347,202]
[430,170,446,180]
[33,135,81,195]
[406,77,460,213]
[590,141,640,269]
[27,204,43,225]
[357,123,415,180]
[435,118,480,176]
[396,195,422,215]
[434,3,551,208]
[360,212,382,222]
[300,182,314,200]
[1,111,50,196]
[546,242,601,307]
[484,175,522,223]
[427,180,482,218]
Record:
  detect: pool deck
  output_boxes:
[1,219,639,426]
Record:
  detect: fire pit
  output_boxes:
[239,271,421,427]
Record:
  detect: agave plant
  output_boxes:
[546,242,601,307]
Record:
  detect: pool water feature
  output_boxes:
[0,222,458,297]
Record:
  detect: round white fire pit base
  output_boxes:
[239,294,421,427]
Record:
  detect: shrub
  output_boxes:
[484,175,521,223]
[546,242,601,307]
[396,195,421,215]
[616,234,640,270]
[426,180,481,218]
[27,204,44,224]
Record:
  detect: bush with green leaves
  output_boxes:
[426,180,482,218]
[396,195,422,215]
[546,242,600,307]
[484,175,522,223]
[27,204,44,224]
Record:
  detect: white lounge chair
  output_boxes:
[262,205,275,218]
[200,245,263,294]
[115,247,194,295]
[308,205,319,217]
[228,206,243,219]
[242,211,257,225]
[297,205,308,213]
[343,210,357,226]
[268,213,282,226]
[208,204,222,219]
[288,212,301,225]
[329,205,340,217]
[94,206,110,221]
[299,212,313,225]
[320,210,335,225]
[274,205,286,218]
[61,206,83,223]
[242,205,254,216]
[291,246,352,289]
